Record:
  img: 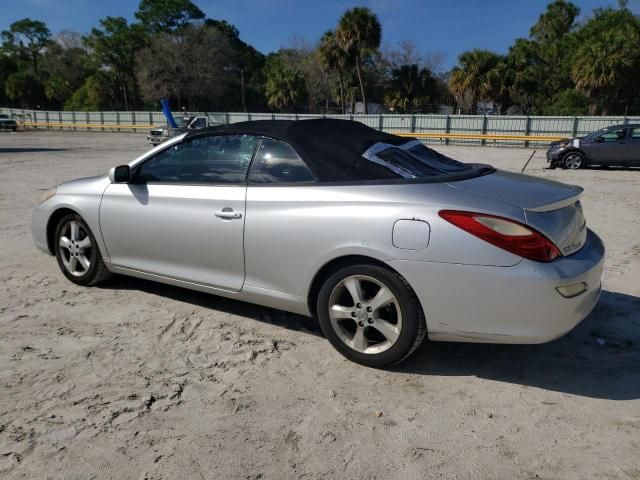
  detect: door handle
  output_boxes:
[215,209,242,219]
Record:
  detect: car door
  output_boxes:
[243,137,318,296]
[100,133,258,291]
[627,127,640,166]
[584,127,628,165]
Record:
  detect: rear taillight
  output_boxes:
[439,210,561,262]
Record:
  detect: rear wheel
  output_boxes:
[317,264,426,367]
[562,151,585,169]
[55,214,111,286]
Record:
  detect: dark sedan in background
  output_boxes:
[0,113,18,131]
[547,124,640,169]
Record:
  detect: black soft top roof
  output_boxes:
[186,118,414,182]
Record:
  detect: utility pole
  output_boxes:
[241,68,246,113]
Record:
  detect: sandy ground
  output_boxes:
[0,131,639,480]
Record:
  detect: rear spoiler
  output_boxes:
[525,188,583,212]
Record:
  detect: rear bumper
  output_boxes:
[389,229,605,344]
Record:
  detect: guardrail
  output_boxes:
[3,107,638,147]
[22,121,155,131]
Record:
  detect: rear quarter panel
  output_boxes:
[244,182,525,299]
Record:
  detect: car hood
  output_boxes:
[57,175,111,195]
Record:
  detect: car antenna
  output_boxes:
[521,150,536,174]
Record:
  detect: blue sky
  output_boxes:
[3,0,639,69]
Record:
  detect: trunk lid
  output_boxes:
[448,170,587,256]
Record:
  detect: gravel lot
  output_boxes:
[1,131,639,480]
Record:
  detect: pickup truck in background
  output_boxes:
[0,114,18,131]
[147,115,209,145]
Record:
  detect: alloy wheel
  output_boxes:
[328,275,402,354]
[564,154,582,169]
[58,220,92,277]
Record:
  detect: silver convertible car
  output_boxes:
[32,119,605,367]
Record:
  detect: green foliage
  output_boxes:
[64,72,122,111]
[542,89,590,115]
[384,65,438,113]
[1,18,51,75]
[263,52,307,112]
[571,6,640,114]
[135,0,204,33]
[449,49,502,113]
[4,71,47,108]
[41,40,92,108]
[2,0,640,115]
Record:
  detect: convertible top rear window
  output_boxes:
[363,140,474,179]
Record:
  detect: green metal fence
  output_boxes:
[2,107,638,147]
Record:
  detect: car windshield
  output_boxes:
[584,128,609,139]
[0,114,9,119]
[363,140,476,179]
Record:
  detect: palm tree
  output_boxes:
[448,49,502,114]
[571,29,633,114]
[336,7,381,114]
[384,64,436,113]
[318,30,348,114]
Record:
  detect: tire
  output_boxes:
[54,213,111,286]
[316,264,426,367]
[562,151,585,170]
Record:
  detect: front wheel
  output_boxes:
[317,264,426,367]
[562,151,585,169]
[54,214,111,286]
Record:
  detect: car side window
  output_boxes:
[631,128,640,139]
[600,128,627,142]
[249,138,315,184]
[190,117,207,129]
[135,134,258,184]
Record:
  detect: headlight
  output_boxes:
[38,187,56,204]
[558,141,571,149]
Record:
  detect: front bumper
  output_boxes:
[546,148,563,164]
[32,201,54,254]
[389,229,605,344]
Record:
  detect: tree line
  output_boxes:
[1,0,638,115]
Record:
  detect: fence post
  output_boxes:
[71,111,76,131]
[445,115,451,145]
[132,111,136,133]
[58,111,62,130]
[572,116,578,137]
[33,110,38,129]
[100,111,105,131]
[225,112,230,125]
[116,111,120,132]
[86,111,90,131]
[524,115,531,148]
[481,115,488,146]
[378,114,383,131]
[45,111,50,129]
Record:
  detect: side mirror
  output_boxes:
[108,165,131,183]
[595,136,605,143]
